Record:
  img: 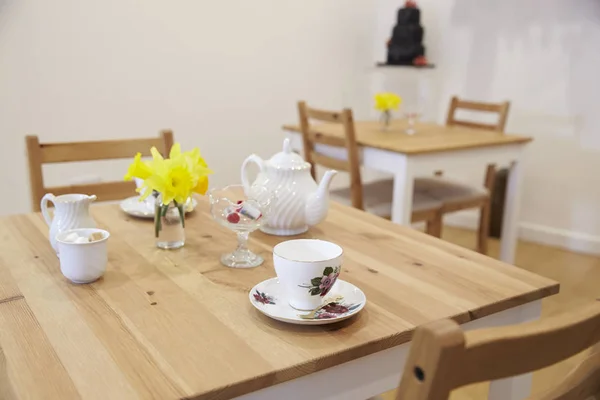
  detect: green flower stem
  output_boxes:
[154,206,161,238]
[155,199,185,238]
[174,200,185,228]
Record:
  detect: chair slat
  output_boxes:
[310,133,348,148]
[310,152,350,173]
[305,107,345,123]
[453,99,505,113]
[448,120,500,131]
[48,181,137,203]
[25,131,173,211]
[40,137,166,163]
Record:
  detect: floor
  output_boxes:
[379,226,600,400]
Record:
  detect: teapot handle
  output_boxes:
[241,154,265,193]
[40,193,56,227]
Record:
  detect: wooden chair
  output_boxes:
[298,101,444,237]
[446,96,510,132]
[396,300,600,400]
[26,130,174,212]
[415,96,511,254]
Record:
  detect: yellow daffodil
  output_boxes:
[374,92,402,112]
[193,175,209,195]
[124,142,213,204]
[123,153,152,181]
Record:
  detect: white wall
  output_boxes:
[0,0,375,213]
[3,0,600,254]
[374,0,600,254]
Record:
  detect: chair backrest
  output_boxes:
[396,301,600,400]
[297,101,363,210]
[446,96,511,133]
[26,130,174,212]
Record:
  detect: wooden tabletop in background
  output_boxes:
[0,200,557,399]
[282,120,533,154]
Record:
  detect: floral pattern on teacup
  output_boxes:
[299,266,340,297]
[253,290,276,305]
[298,299,361,320]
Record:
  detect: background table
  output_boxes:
[0,200,556,400]
[283,119,533,264]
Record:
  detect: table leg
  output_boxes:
[391,155,414,225]
[487,300,542,400]
[500,156,524,264]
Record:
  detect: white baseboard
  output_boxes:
[444,212,600,256]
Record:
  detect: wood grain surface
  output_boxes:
[0,199,557,400]
[282,120,532,155]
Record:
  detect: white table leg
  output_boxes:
[391,154,414,225]
[486,300,542,400]
[500,154,524,264]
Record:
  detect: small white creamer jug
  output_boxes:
[41,193,97,254]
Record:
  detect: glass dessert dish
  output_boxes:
[209,184,273,268]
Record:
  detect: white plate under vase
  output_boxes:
[120,196,197,219]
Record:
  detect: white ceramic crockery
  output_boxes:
[120,196,197,218]
[56,228,110,284]
[249,278,366,325]
[273,239,343,310]
[41,193,97,254]
[241,138,337,236]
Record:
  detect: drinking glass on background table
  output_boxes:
[405,112,420,135]
[209,185,274,268]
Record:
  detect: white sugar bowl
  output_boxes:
[56,228,110,284]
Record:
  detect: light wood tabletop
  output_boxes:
[282,120,532,155]
[0,199,558,400]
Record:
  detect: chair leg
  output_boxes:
[477,201,491,254]
[426,213,443,238]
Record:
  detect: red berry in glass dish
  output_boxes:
[226,213,240,224]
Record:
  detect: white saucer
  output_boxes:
[249,278,366,325]
[120,196,198,218]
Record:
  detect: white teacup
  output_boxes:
[56,228,110,284]
[273,239,343,310]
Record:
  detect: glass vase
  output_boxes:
[154,196,185,250]
[380,110,391,132]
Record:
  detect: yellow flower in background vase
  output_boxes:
[374,92,402,130]
[374,92,402,112]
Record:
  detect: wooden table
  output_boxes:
[0,200,557,400]
[282,120,533,264]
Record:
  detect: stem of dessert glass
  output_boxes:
[236,231,249,254]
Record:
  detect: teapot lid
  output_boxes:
[268,138,309,169]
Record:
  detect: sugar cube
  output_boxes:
[64,232,80,243]
[74,237,89,244]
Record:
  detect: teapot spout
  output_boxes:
[305,170,337,227]
[317,170,337,198]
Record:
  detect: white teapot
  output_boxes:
[241,139,337,236]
